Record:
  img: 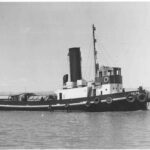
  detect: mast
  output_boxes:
[92,24,98,81]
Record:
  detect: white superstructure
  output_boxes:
[56,86,91,100]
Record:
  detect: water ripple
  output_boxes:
[0,111,150,148]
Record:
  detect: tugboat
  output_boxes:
[0,25,149,111]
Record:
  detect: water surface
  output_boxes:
[0,110,150,148]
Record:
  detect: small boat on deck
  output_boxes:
[0,25,149,111]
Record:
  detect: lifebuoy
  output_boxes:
[65,104,69,108]
[106,97,113,104]
[86,101,91,107]
[103,76,109,83]
[126,94,135,103]
[94,97,100,104]
[137,93,146,102]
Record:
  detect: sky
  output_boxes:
[0,2,150,92]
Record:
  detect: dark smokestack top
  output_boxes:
[69,47,82,82]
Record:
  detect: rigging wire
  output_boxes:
[99,40,118,67]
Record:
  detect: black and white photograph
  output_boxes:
[0,1,149,149]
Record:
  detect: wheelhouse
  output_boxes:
[95,66,122,85]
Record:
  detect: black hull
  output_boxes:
[50,100,147,112]
[0,91,148,112]
[0,100,147,112]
